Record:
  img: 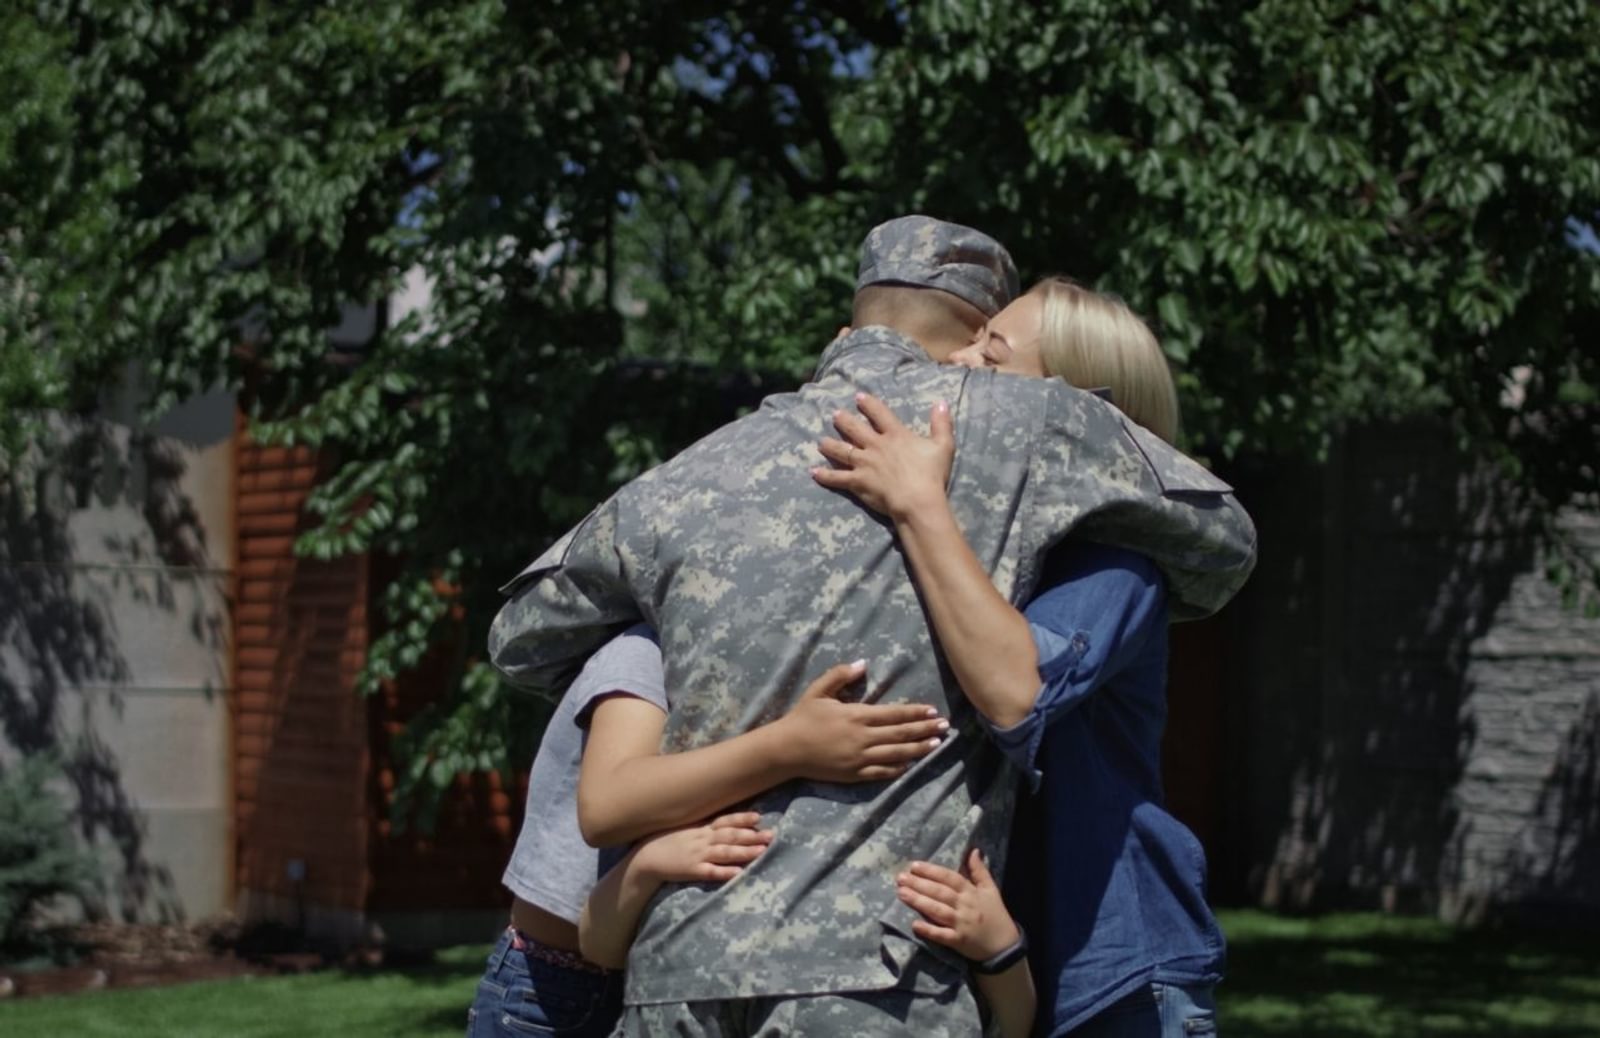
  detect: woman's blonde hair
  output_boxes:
[1031,276,1181,444]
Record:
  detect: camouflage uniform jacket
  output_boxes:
[489,327,1257,1005]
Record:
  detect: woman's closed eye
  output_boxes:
[983,331,1014,366]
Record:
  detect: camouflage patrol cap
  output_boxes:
[856,215,1020,318]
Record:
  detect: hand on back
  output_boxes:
[773,660,949,783]
[897,848,1020,961]
[813,392,955,522]
[633,812,773,884]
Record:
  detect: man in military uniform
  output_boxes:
[489,216,1256,1036]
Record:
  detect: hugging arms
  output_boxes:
[482,216,1255,1038]
[561,392,1044,1037]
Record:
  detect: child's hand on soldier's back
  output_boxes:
[632,812,773,884]
[772,659,950,783]
[581,812,772,970]
[896,848,1020,961]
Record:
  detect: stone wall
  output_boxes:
[1448,507,1600,921]
[0,388,235,923]
[1220,422,1600,922]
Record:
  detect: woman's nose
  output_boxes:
[947,343,984,368]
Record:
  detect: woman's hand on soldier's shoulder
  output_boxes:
[771,660,949,783]
[813,393,955,523]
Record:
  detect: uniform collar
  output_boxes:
[813,325,933,379]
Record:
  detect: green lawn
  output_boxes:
[2,912,1597,1037]
[1219,909,1600,1037]
[0,945,487,1038]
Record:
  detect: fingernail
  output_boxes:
[851,658,867,670]
[928,738,941,748]
[855,392,866,402]
[935,719,950,732]
[936,400,949,412]
[924,706,938,717]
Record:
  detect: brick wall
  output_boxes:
[230,433,523,945]
[365,580,522,925]
[233,427,372,935]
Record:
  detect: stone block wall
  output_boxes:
[0,389,236,923]
[1448,508,1600,921]
[1220,422,1600,922]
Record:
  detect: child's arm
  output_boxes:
[897,849,1036,1038]
[578,811,772,969]
[578,660,948,847]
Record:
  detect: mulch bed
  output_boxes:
[0,918,347,1000]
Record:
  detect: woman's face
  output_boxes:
[946,292,1048,378]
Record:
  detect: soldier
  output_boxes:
[489,215,1257,1036]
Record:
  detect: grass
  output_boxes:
[0,945,487,1038]
[1218,909,1600,1037]
[1,913,1597,1037]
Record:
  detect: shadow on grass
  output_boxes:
[338,945,486,1035]
[0,943,491,1038]
[346,946,485,988]
[1220,911,1600,1038]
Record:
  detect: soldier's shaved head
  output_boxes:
[850,285,988,361]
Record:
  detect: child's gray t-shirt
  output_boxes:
[501,623,666,923]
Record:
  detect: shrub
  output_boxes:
[0,756,95,948]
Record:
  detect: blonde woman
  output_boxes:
[950,276,1179,441]
[815,279,1224,1038]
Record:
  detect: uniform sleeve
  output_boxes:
[982,544,1168,788]
[1028,387,1258,621]
[487,488,656,697]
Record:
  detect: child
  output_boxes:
[468,625,946,1038]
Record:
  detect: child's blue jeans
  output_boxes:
[467,928,624,1038]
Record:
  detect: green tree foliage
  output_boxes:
[0,756,95,948]
[866,0,1600,466]
[3,1,1596,811]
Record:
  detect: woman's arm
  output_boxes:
[579,812,771,968]
[812,394,1042,728]
[897,849,1036,1038]
[578,661,948,847]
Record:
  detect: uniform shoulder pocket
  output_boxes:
[1118,417,1234,498]
[496,513,593,596]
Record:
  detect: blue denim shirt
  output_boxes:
[991,542,1225,1037]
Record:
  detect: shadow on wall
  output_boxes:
[1512,691,1600,916]
[1223,423,1599,920]
[0,417,221,923]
